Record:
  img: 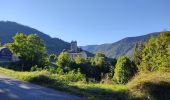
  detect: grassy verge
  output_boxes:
[127,72,170,100]
[0,67,128,100]
[1,67,170,100]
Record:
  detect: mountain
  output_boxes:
[0,21,94,56]
[82,32,160,58]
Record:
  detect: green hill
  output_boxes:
[0,21,93,56]
[82,32,160,58]
[0,21,70,55]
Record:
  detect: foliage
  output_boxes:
[56,52,71,70]
[0,67,128,100]
[66,68,86,82]
[55,52,114,81]
[82,32,160,58]
[140,32,170,72]
[133,42,144,66]
[75,55,82,64]
[127,72,170,100]
[8,33,48,70]
[49,54,57,62]
[0,21,70,55]
[113,56,137,84]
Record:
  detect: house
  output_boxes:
[67,41,87,59]
[0,47,19,62]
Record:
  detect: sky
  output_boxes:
[0,0,170,46]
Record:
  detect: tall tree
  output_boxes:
[113,56,136,84]
[140,32,170,71]
[133,42,144,66]
[8,33,48,69]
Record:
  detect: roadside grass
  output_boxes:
[127,72,170,100]
[1,67,170,100]
[0,67,129,100]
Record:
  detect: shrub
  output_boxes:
[31,65,43,71]
[113,56,137,84]
[66,68,86,82]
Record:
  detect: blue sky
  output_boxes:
[0,0,170,46]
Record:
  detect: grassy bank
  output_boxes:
[127,72,170,100]
[0,67,128,100]
[0,67,170,100]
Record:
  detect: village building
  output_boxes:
[68,41,87,59]
[0,47,19,62]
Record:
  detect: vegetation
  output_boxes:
[82,32,160,58]
[0,21,70,55]
[128,72,170,100]
[7,33,48,70]
[0,32,170,100]
[0,67,128,100]
[140,32,170,72]
[113,56,137,84]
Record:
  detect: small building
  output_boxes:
[0,47,19,62]
[68,41,87,59]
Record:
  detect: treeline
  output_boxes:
[134,31,170,72]
[3,32,170,84]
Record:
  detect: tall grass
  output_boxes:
[1,67,170,100]
[0,67,128,100]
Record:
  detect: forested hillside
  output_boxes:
[0,21,70,55]
[82,32,160,58]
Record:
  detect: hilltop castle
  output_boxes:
[68,41,87,59]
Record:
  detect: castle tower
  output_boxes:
[71,41,78,52]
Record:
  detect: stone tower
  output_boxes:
[71,41,78,52]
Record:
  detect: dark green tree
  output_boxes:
[90,53,110,80]
[133,42,144,66]
[49,54,57,62]
[113,56,136,84]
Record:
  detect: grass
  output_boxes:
[0,67,128,100]
[127,72,170,100]
[0,67,170,100]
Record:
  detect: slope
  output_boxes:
[0,21,70,55]
[82,32,160,58]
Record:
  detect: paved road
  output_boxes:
[0,74,85,100]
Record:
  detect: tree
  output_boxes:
[75,55,82,64]
[92,52,106,67]
[0,42,2,47]
[113,56,136,84]
[49,54,57,62]
[90,53,110,80]
[8,33,48,70]
[57,51,70,68]
[140,32,170,72]
[133,42,144,66]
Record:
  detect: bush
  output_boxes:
[31,65,43,71]
[113,56,137,84]
[66,68,86,82]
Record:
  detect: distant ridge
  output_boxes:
[0,21,164,58]
[0,21,93,56]
[0,21,70,55]
[82,32,161,58]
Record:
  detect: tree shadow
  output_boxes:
[144,81,170,100]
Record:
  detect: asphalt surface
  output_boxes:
[0,74,85,100]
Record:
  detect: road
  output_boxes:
[0,74,85,100]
